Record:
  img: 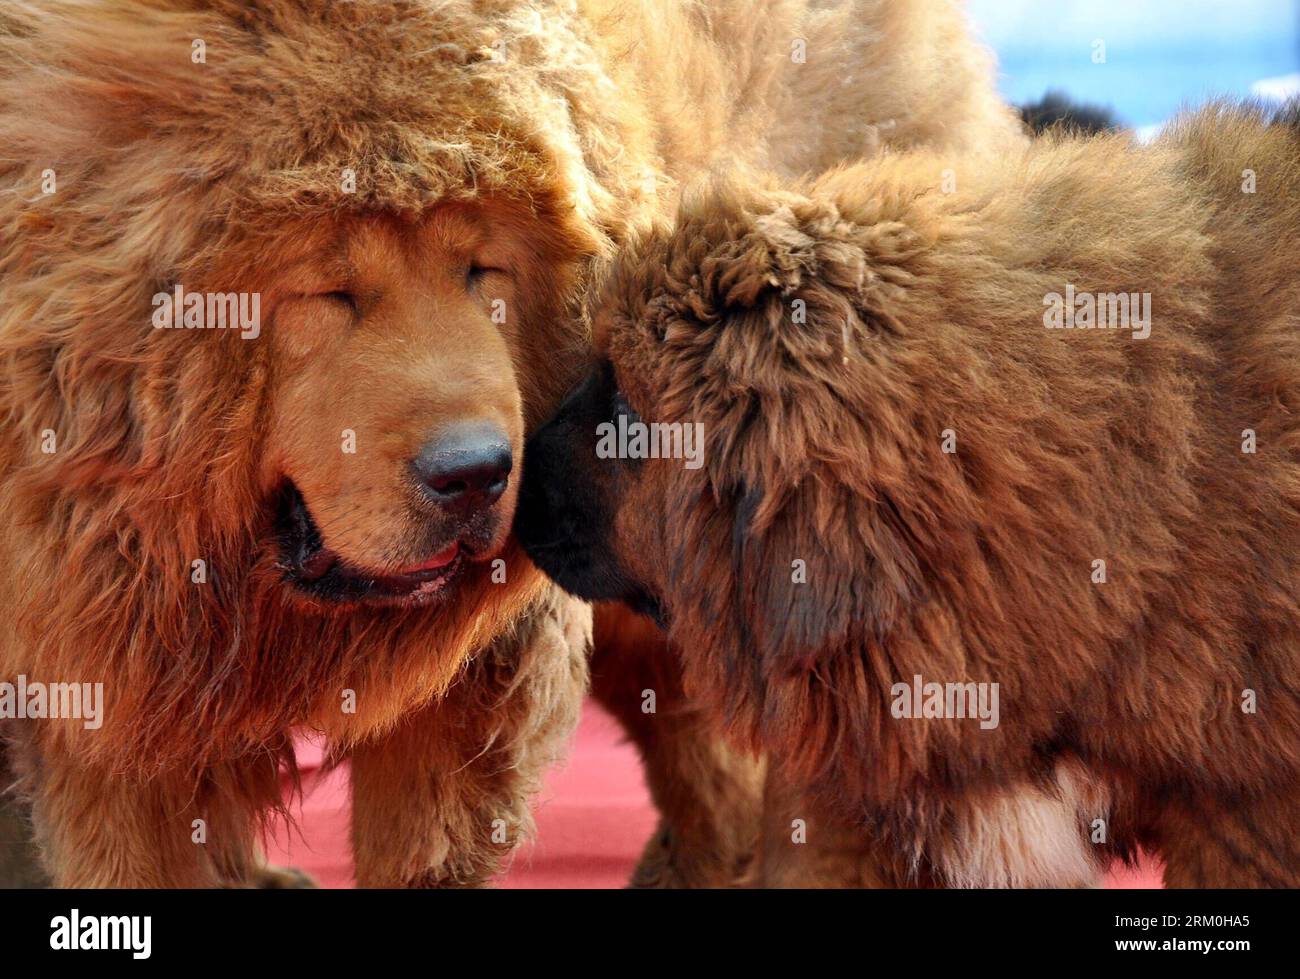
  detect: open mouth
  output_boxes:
[275,483,466,606]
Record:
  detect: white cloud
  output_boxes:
[1251,73,1300,99]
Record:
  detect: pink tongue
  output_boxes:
[410,543,459,573]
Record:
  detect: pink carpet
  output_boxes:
[266,699,1163,888]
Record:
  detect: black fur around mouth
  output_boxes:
[518,536,668,629]
[273,483,465,607]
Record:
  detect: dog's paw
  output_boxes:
[629,822,757,889]
[249,864,317,889]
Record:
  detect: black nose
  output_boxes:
[412,423,512,514]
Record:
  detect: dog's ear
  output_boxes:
[684,181,870,312]
[646,183,926,675]
[645,174,931,674]
[655,180,911,400]
[727,474,924,681]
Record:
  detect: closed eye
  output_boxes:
[466,262,510,291]
[321,290,358,314]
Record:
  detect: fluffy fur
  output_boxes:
[579,0,1030,886]
[518,103,1300,886]
[0,0,614,888]
[0,0,1023,887]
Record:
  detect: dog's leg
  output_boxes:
[1153,788,1300,887]
[245,862,317,889]
[759,759,1109,889]
[0,790,46,887]
[14,736,271,888]
[0,734,49,887]
[590,603,765,888]
[760,780,872,888]
[349,589,589,887]
[758,763,922,888]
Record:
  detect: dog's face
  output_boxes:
[515,355,679,625]
[515,182,811,634]
[516,174,932,668]
[257,198,585,609]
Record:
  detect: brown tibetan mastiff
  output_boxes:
[0,0,607,888]
[518,103,1300,887]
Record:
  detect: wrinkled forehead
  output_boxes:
[219,196,562,286]
[279,204,495,269]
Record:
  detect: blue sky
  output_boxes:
[966,0,1300,128]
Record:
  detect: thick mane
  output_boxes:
[0,0,636,773]
[0,0,650,223]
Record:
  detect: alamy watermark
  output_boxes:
[890,673,999,730]
[152,285,261,339]
[596,415,705,470]
[1043,284,1151,340]
[0,675,103,730]
[50,910,150,959]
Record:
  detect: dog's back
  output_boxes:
[838,103,1300,878]
[801,104,1300,880]
[733,102,1300,872]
